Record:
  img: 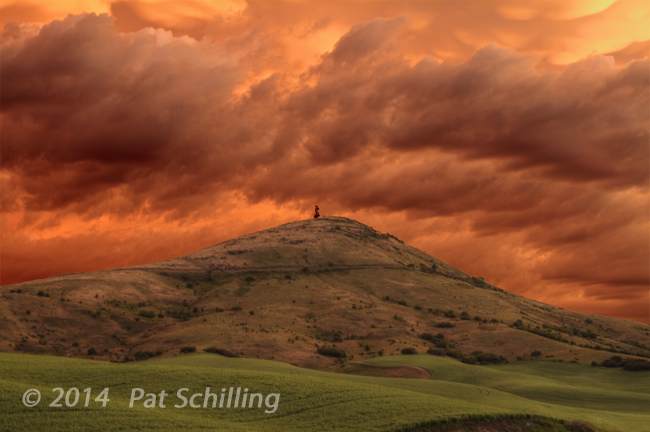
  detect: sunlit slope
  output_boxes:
[2,217,649,367]
[152,353,650,432]
[3,353,649,432]
[0,352,505,432]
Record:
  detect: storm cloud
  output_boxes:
[1,7,648,323]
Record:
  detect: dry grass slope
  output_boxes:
[2,217,649,370]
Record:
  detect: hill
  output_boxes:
[2,217,649,368]
[2,352,649,431]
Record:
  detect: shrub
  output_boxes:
[401,348,417,355]
[432,339,447,348]
[598,355,650,371]
[419,263,437,273]
[531,350,542,357]
[419,333,435,341]
[414,305,423,311]
[563,420,595,432]
[167,308,190,321]
[180,346,196,354]
[204,347,239,358]
[473,316,482,321]
[87,347,98,355]
[444,310,456,318]
[436,322,455,328]
[138,310,156,319]
[245,276,255,282]
[623,360,650,371]
[512,319,524,328]
[37,291,46,297]
[461,355,477,365]
[231,306,242,311]
[215,307,224,313]
[317,347,346,358]
[460,311,470,320]
[397,300,408,306]
[133,350,162,361]
[472,351,507,364]
[427,348,446,356]
[601,356,622,368]
[249,310,255,315]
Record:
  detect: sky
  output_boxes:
[0,0,648,323]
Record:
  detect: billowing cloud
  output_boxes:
[1,7,648,323]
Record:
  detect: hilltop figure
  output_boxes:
[314,205,320,218]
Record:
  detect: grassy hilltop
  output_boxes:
[2,217,648,367]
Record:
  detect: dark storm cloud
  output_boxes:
[1,13,284,215]
[1,13,648,322]
[3,14,647,212]
[288,30,648,186]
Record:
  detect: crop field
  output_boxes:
[2,352,648,431]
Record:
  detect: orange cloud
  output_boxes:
[1,6,648,323]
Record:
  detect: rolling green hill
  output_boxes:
[2,352,649,431]
[2,217,649,368]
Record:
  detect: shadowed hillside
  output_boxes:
[2,217,649,369]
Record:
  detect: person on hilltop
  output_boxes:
[314,206,320,218]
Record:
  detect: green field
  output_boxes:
[1,353,648,431]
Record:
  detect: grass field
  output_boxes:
[1,352,648,431]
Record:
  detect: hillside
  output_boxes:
[3,352,649,432]
[2,217,649,368]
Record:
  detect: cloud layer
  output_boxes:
[1,8,649,323]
